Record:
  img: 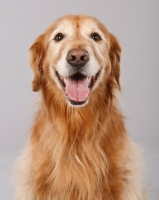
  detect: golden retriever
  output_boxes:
[15,15,146,200]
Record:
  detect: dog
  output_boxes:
[14,15,146,200]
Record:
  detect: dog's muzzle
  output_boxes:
[56,49,99,106]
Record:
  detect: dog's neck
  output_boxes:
[30,85,126,199]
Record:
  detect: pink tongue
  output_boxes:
[65,77,90,102]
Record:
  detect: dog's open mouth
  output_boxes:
[56,72,99,105]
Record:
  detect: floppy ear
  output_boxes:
[29,34,45,91]
[109,33,122,90]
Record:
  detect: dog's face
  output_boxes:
[29,15,121,107]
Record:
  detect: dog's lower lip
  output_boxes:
[66,97,87,105]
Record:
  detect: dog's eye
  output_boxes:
[91,33,101,42]
[54,33,64,42]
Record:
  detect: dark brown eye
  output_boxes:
[91,33,101,42]
[54,33,64,42]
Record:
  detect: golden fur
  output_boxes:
[14,15,146,200]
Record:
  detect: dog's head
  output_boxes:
[29,15,121,107]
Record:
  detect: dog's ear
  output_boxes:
[109,33,122,90]
[29,34,45,91]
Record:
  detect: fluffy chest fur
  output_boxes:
[29,104,127,200]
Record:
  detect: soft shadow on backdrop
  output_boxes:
[0,1,159,199]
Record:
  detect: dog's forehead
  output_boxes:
[80,18,100,35]
[53,19,76,36]
[49,16,104,39]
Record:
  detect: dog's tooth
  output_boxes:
[63,78,67,84]
[60,76,67,83]
[88,77,91,84]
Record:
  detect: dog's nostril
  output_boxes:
[71,55,76,61]
[81,55,89,62]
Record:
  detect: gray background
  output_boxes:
[0,0,159,199]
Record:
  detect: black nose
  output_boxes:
[67,49,89,67]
